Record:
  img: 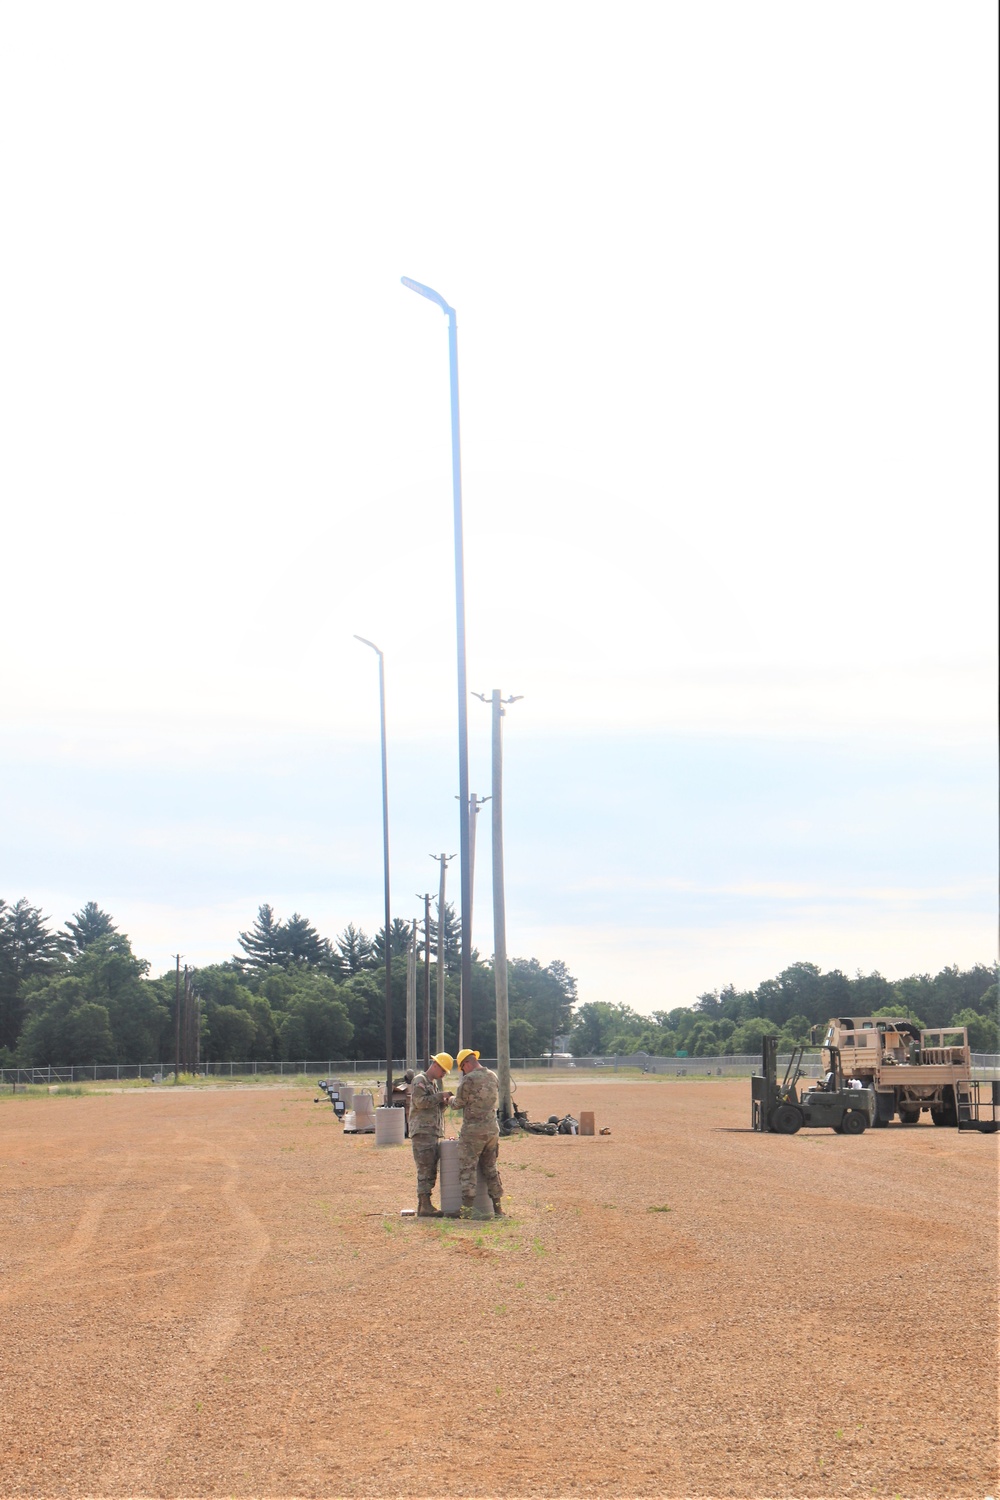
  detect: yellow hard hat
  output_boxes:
[456,1048,480,1067]
[430,1053,454,1072]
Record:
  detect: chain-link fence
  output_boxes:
[3,1051,998,1086]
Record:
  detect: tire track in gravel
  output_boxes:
[0,1154,135,1308]
[129,1134,271,1493]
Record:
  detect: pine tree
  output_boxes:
[236,904,285,971]
[63,901,118,956]
[282,913,339,972]
[371,917,412,964]
[0,898,64,1051]
[336,923,374,975]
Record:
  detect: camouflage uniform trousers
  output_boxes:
[458,1128,503,1202]
[410,1134,440,1195]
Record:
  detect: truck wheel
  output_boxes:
[770,1104,803,1135]
[841,1110,867,1135]
[931,1107,948,1126]
[898,1107,920,1125]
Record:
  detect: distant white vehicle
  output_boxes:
[541,1052,576,1067]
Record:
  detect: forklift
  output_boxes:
[751,1035,874,1135]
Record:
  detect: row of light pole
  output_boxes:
[354,278,516,1117]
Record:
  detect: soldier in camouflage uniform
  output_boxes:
[408,1053,454,1216]
[451,1048,504,1217]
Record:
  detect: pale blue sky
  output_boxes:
[1,721,993,1004]
[0,2,996,1007]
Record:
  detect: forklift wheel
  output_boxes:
[770,1104,803,1135]
[840,1110,867,1135]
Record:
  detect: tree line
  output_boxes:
[0,898,576,1067]
[568,959,999,1058]
[2,897,995,1067]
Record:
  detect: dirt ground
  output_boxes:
[0,1078,996,1500]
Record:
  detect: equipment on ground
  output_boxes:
[506,1106,581,1136]
[318,1080,347,1119]
[752,1036,874,1135]
[816,1017,972,1126]
[344,1089,376,1134]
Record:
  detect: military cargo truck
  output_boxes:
[816,1017,971,1126]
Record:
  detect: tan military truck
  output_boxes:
[816,1017,971,1127]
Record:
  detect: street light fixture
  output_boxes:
[354,634,393,1107]
[401,275,473,1049]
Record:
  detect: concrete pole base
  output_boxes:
[472,1161,495,1220]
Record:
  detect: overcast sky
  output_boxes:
[1,3,996,1009]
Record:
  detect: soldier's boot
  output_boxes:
[458,1194,476,1220]
[417,1194,442,1217]
[490,1196,505,1217]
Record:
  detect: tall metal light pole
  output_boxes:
[401,276,473,1049]
[354,634,393,1107]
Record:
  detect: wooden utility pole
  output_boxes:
[475,690,522,1124]
[417,892,433,1065]
[468,793,490,951]
[173,954,182,1082]
[183,965,193,1074]
[456,792,489,1046]
[405,919,417,1070]
[430,852,455,1054]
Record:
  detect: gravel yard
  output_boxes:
[0,1078,996,1499]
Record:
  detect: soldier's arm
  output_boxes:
[410,1078,439,1120]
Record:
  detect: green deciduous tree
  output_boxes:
[277,976,354,1060]
[205,1005,257,1062]
[950,1006,999,1053]
[19,977,118,1066]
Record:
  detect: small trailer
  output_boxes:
[956,1079,1000,1134]
[751,1036,874,1135]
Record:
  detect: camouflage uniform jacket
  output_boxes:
[408,1071,448,1139]
[452,1066,499,1136]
